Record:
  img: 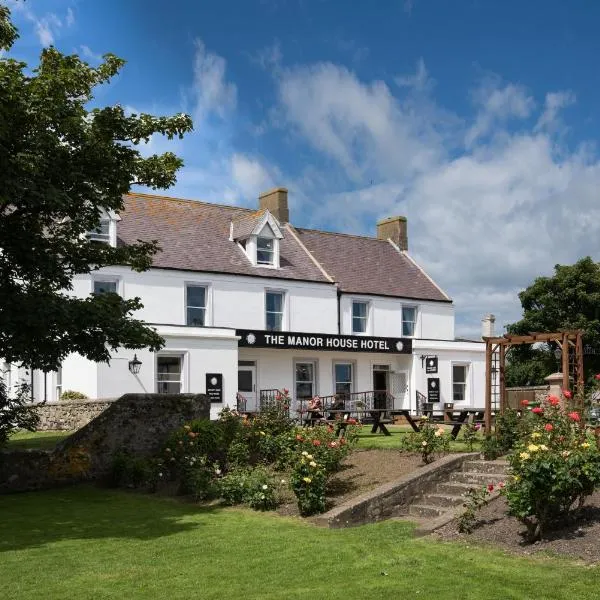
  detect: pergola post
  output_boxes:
[499,343,506,414]
[485,341,492,434]
[561,332,569,393]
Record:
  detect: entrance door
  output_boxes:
[391,371,409,409]
[237,360,257,411]
[372,365,390,409]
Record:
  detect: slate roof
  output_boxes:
[294,228,451,302]
[118,194,329,283]
[230,210,267,240]
[118,193,451,302]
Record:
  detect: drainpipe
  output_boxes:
[337,289,342,335]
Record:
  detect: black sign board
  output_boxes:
[206,373,223,403]
[236,329,412,354]
[427,378,440,403]
[425,357,438,374]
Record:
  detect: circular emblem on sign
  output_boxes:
[395,341,404,351]
[428,359,435,367]
[430,380,437,389]
[246,333,256,345]
[210,377,218,386]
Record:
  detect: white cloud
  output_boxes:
[192,39,237,122]
[230,154,275,198]
[7,2,70,46]
[266,58,600,336]
[535,90,576,132]
[395,58,432,93]
[66,7,75,27]
[80,45,102,63]
[465,78,535,146]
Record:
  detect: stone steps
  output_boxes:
[408,457,509,534]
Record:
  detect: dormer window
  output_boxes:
[257,237,275,265]
[88,217,110,244]
[86,211,119,246]
[230,209,283,269]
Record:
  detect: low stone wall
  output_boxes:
[35,399,117,431]
[315,453,479,528]
[1,393,210,493]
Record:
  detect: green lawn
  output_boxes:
[1,486,598,600]
[5,430,72,450]
[356,424,482,452]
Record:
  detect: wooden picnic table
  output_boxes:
[305,409,393,436]
[392,408,486,439]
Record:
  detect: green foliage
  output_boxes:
[290,451,328,516]
[0,378,39,448]
[109,451,159,490]
[495,408,524,453]
[481,434,501,460]
[293,424,357,473]
[218,466,282,511]
[179,455,220,501]
[503,396,600,541]
[457,486,493,534]
[59,390,88,401]
[0,7,193,370]
[461,422,481,452]
[401,417,450,464]
[506,257,600,384]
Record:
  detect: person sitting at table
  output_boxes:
[307,396,324,423]
[327,396,346,421]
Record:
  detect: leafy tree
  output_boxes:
[0,5,193,371]
[0,378,39,447]
[506,257,600,385]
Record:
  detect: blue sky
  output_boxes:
[5,0,600,337]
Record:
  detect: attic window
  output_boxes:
[87,217,111,244]
[257,237,275,265]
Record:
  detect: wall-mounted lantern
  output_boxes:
[128,354,142,375]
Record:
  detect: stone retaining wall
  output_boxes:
[314,453,479,528]
[35,399,117,431]
[1,393,210,493]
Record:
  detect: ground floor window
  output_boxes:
[156,356,183,394]
[452,364,468,402]
[334,362,353,398]
[55,366,62,400]
[295,361,316,402]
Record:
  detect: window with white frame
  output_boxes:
[452,364,468,402]
[186,285,207,326]
[93,279,118,295]
[265,291,284,331]
[55,366,62,400]
[156,356,183,394]
[402,306,417,337]
[87,217,111,244]
[352,301,369,334]
[257,237,275,266]
[334,362,353,399]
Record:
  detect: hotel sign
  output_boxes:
[236,329,412,354]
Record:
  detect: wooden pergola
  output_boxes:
[483,330,584,433]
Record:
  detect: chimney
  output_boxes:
[376,216,408,251]
[259,187,289,223]
[481,314,496,339]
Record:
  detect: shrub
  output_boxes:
[179,455,220,500]
[481,434,501,460]
[503,395,600,541]
[294,424,357,473]
[461,422,481,452]
[401,417,450,464]
[109,451,160,490]
[164,419,227,470]
[0,379,39,448]
[59,390,88,401]
[290,450,327,516]
[218,466,281,510]
[457,485,495,534]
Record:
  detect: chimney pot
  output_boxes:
[377,216,408,251]
[481,314,496,339]
[259,187,289,223]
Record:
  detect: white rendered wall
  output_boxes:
[339,293,454,340]
[73,268,337,334]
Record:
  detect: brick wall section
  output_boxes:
[36,399,117,431]
[314,453,479,528]
[1,393,210,493]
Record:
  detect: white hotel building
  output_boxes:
[12,188,487,418]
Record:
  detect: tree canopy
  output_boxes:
[506,257,600,386]
[0,5,193,370]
